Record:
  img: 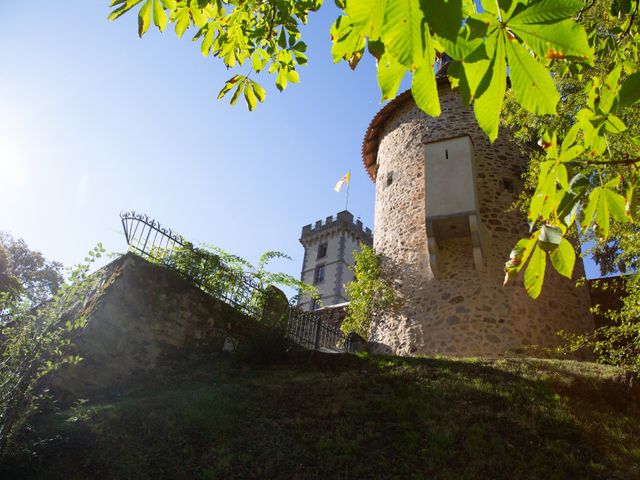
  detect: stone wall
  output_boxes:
[370,86,594,357]
[50,253,274,399]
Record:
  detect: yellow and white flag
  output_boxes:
[334,171,351,192]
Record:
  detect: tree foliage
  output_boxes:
[0,232,63,308]
[498,0,640,372]
[342,244,399,339]
[0,247,21,310]
[0,245,105,453]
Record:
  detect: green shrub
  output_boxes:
[342,245,399,339]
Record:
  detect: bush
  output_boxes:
[342,245,399,339]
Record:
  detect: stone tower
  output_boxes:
[299,210,373,311]
[361,67,594,357]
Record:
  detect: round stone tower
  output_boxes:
[362,70,594,357]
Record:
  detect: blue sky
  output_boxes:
[0,1,601,284]
[0,1,384,280]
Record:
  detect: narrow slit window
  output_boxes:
[386,171,394,187]
[502,177,516,194]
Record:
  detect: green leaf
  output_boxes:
[201,25,214,56]
[276,68,288,92]
[330,16,366,66]
[508,20,592,61]
[189,0,205,28]
[505,234,538,283]
[438,34,486,62]
[378,53,406,101]
[554,163,569,191]
[287,69,300,83]
[244,83,257,111]
[505,39,558,115]
[410,24,439,116]
[581,187,602,233]
[421,0,463,41]
[603,187,629,223]
[108,0,144,21]
[382,0,426,70]
[508,0,583,24]
[344,0,388,39]
[251,49,269,72]
[473,33,506,141]
[525,244,546,299]
[600,65,622,113]
[582,185,628,240]
[604,114,627,133]
[152,0,168,32]
[412,61,440,116]
[172,6,190,38]
[138,0,152,37]
[550,238,575,279]
[528,161,555,223]
[538,224,563,252]
[252,81,266,103]
[229,83,243,105]
[217,75,242,99]
[619,71,640,107]
[459,57,490,108]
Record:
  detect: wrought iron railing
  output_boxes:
[286,308,351,352]
[121,211,265,319]
[120,211,350,352]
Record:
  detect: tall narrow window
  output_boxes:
[314,264,325,284]
[317,242,327,259]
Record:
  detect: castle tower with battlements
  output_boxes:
[299,210,372,311]
[360,65,594,356]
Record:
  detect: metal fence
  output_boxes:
[120,211,350,352]
[286,308,351,352]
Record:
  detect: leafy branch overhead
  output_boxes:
[109,0,591,129]
[109,0,317,111]
[109,0,640,298]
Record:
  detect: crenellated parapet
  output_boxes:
[300,210,373,247]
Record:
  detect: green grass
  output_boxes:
[2,353,639,479]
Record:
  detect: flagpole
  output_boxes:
[345,171,350,211]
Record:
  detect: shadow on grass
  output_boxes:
[1,352,638,480]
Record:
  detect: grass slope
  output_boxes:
[2,353,639,480]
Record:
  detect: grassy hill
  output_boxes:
[1,352,639,479]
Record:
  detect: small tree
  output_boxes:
[342,244,399,339]
[0,245,104,453]
[0,232,63,307]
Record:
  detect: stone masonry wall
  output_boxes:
[50,253,273,399]
[370,86,594,357]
